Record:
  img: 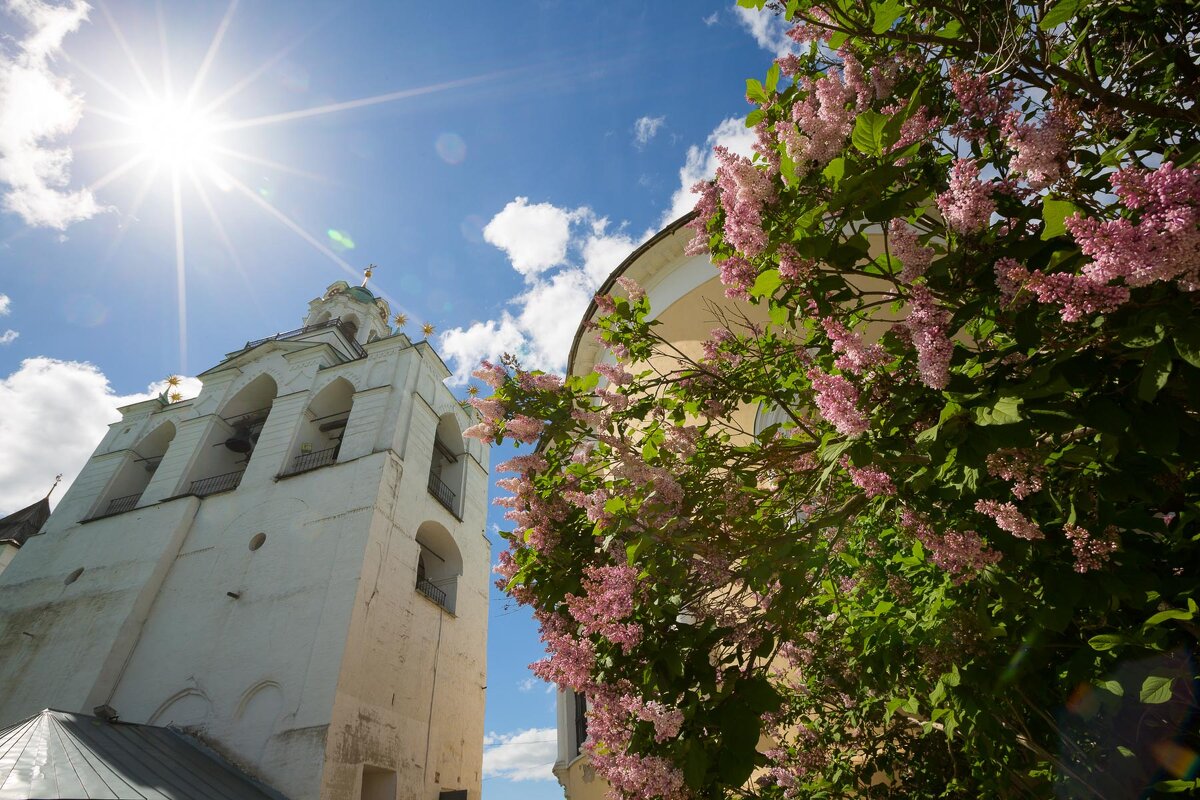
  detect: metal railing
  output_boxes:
[104,493,141,516]
[427,472,457,515]
[188,470,245,497]
[283,447,337,476]
[242,318,366,359]
[416,576,448,609]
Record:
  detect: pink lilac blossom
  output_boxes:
[985,448,1045,499]
[975,499,1044,540]
[822,317,888,373]
[948,65,1016,137]
[615,276,646,302]
[596,388,630,412]
[904,285,953,390]
[471,360,508,388]
[701,327,738,363]
[784,62,858,171]
[467,396,505,421]
[1001,263,1130,321]
[587,751,688,800]
[717,255,758,300]
[994,257,1027,303]
[778,244,817,285]
[683,180,721,256]
[1063,523,1120,573]
[937,159,996,233]
[1067,163,1200,291]
[714,145,775,257]
[594,293,617,315]
[503,414,544,444]
[807,369,869,436]
[563,488,613,525]
[886,104,942,156]
[564,563,643,653]
[901,508,1002,581]
[463,421,497,444]
[629,698,685,743]
[496,453,548,474]
[530,610,596,691]
[595,362,634,386]
[844,460,896,497]
[1002,99,1076,189]
[888,219,934,283]
[518,372,563,391]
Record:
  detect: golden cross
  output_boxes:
[362,264,376,287]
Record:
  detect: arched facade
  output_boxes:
[182,373,278,497]
[89,420,176,518]
[427,413,467,518]
[414,519,463,614]
[283,377,356,475]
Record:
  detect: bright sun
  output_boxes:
[128,100,218,169]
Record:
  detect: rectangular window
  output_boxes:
[361,765,397,800]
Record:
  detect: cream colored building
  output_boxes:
[0,280,490,800]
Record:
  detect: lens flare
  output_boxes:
[128,100,218,169]
[327,229,356,250]
[435,132,466,164]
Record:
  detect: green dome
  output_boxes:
[345,285,376,303]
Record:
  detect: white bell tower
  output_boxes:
[0,277,490,800]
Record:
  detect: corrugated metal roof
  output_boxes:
[0,709,289,800]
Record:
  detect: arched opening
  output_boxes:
[313,310,332,326]
[90,421,176,517]
[427,413,466,518]
[415,520,462,613]
[340,314,361,344]
[184,374,278,497]
[282,377,355,476]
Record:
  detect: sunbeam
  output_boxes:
[213,69,522,133]
[185,0,240,106]
[209,146,328,182]
[87,154,149,193]
[97,0,157,100]
[170,168,188,372]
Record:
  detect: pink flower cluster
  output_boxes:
[717,255,758,300]
[975,499,1044,540]
[936,159,995,234]
[1067,162,1200,291]
[822,318,888,374]
[993,257,1026,304]
[468,396,505,421]
[1002,98,1076,189]
[587,751,687,800]
[948,64,1015,138]
[901,508,1001,581]
[778,244,817,285]
[629,697,685,743]
[463,421,497,444]
[888,219,934,283]
[595,362,634,386]
[518,372,563,392]
[714,145,775,256]
[985,448,1044,499]
[684,180,721,256]
[504,414,545,444]
[564,563,643,652]
[530,610,596,691]
[807,369,868,436]
[1063,523,1120,573]
[781,55,872,172]
[496,453,548,474]
[845,461,896,497]
[904,285,952,390]
[615,276,646,302]
[998,263,1130,321]
[471,360,508,388]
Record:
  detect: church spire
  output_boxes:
[361,264,375,287]
[46,474,62,500]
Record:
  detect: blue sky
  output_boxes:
[0,2,784,796]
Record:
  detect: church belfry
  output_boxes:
[0,280,491,800]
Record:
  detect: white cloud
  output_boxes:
[0,0,105,229]
[633,115,666,148]
[0,293,10,315]
[0,358,200,514]
[702,11,720,26]
[440,211,640,382]
[661,116,756,226]
[483,197,581,277]
[732,3,794,56]
[482,727,558,782]
[0,330,17,344]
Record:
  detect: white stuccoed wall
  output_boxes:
[0,285,489,800]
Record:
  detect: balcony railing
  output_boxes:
[282,447,337,477]
[104,493,141,516]
[189,470,245,497]
[427,471,458,516]
[242,317,366,359]
[416,576,448,610]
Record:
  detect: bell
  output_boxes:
[224,433,254,453]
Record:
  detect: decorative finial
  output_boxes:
[393,313,408,328]
[362,264,376,287]
[46,474,62,499]
[422,322,436,337]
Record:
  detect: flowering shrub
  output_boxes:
[475,1,1199,796]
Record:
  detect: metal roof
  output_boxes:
[0,709,289,800]
[0,498,49,548]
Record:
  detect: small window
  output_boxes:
[65,567,84,585]
[249,532,266,551]
[361,765,397,800]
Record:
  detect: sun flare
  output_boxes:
[127,100,218,170]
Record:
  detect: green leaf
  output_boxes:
[765,61,781,93]
[1137,343,1173,402]
[1041,196,1081,239]
[971,396,1023,426]
[1095,679,1124,697]
[1174,328,1200,368]
[1117,746,1135,758]
[1140,674,1174,704]
[1144,608,1194,628]
[852,110,890,156]
[1040,0,1085,30]
[751,269,782,299]
[1088,634,1125,651]
[1155,779,1200,793]
[871,0,904,33]
[745,78,768,105]
[823,157,845,185]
